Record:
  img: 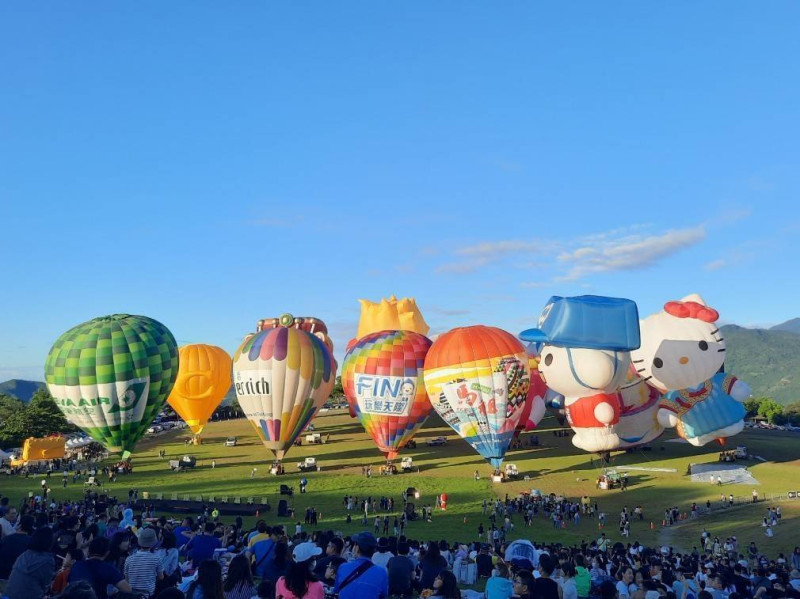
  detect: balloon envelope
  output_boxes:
[167,344,232,435]
[45,314,178,458]
[356,296,430,338]
[518,351,549,433]
[342,330,433,459]
[233,321,335,461]
[424,326,530,469]
[616,366,664,448]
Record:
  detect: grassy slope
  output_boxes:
[722,325,800,405]
[4,411,800,554]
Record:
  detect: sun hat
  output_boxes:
[292,541,323,563]
[138,527,157,548]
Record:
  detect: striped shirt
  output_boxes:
[124,549,164,596]
[224,581,256,599]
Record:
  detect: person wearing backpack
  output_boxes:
[334,532,388,599]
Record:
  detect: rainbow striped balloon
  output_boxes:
[342,330,433,460]
[233,320,336,461]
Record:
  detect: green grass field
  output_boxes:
[4,411,800,555]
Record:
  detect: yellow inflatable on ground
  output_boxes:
[356,296,430,338]
[22,436,66,462]
[167,344,232,435]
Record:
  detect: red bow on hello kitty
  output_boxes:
[664,300,719,323]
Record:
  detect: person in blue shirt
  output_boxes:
[69,537,133,599]
[173,517,194,549]
[183,523,222,564]
[486,562,514,599]
[334,532,388,599]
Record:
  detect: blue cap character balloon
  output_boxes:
[520,295,640,453]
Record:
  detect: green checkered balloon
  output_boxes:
[45,314,178,458]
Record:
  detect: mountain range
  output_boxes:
[721,322,800,405]
[1,319,799,406]
[0,379,47,403]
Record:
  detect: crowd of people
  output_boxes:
[0,487,799,599]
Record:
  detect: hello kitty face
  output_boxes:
[631,295,725,392]
[538,345,630,400]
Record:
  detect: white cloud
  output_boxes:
[557,227,706,281]
[705,259,727,271]
[436,223,708,283]
[520,281,549,289]
[455,241,542,257]
[435,257,493,274]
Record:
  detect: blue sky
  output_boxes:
[2,3,799,381]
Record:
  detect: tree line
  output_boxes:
[743,397,800,425]
[0,389,77,448]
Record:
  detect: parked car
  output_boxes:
[426,436,447,446]
[225,437,237,447]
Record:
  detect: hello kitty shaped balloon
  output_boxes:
[520,295,641,453]
[631,294,751,446]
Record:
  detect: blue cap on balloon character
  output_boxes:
[519,295,640,351]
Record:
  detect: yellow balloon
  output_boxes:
[167,344,232,435]
[356,296,430,338]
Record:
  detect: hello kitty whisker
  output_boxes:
[632,359,644,363]
[636,368,646,373]
[711,328,720,335]
[715,337,724,342]
[717,348,726,352]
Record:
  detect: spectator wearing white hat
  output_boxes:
[276,541,324,599]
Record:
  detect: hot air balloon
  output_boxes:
[233,314,336,464]
[516,352,549,436]
[167,344,232,438]
[44,314,178,458]
[342,330,433,460]
[344,296,430,421]
[632,295,750,446]
[615,367,664,448]
[257,314,335,355]
[356,296,430,339]
[520,296,640,454]
[423,326,530,471]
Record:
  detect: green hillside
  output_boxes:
[722,325,800,405]
[0,379,46,403]
[771,318,800,334]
